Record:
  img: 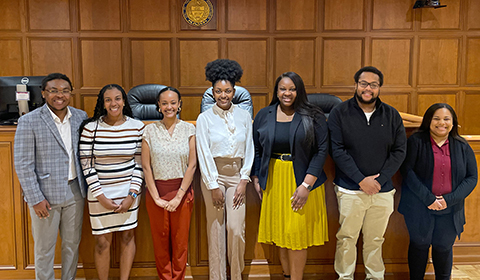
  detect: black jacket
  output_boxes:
[252,104,328,191]
[399,131,478,236]
[328,97,406,191]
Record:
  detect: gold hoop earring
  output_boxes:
[177,107,182,113]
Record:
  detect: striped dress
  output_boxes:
[80,116,145,235]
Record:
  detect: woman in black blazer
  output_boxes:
[252,72,329,280]
[399,103,477,280]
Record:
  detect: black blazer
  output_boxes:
[252,104,328,191]
[399,131,478,236]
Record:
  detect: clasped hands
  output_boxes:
[97,194,134,214]
[154,196,182,212]
[428,196,447,211]
[359,174,381,195]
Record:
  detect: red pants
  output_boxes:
[146,178,194,280]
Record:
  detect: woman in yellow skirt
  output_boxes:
[252,72,329,280]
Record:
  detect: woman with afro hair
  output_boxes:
[196,59,254,280]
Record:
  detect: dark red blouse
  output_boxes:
[431,136,452,196]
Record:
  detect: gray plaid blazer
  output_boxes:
[14,104,88,206]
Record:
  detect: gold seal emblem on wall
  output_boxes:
[182,0,214,27]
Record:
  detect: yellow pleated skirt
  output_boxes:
[258,158,329,250]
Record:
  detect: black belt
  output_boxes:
[271,153,293,161]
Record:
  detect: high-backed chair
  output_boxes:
[127,84,166,120]
[200,86,254,118]
[307,93,343,119]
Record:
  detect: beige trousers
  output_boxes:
[29,179,84,280]
[334,186,395,280]
[201,157,246,280]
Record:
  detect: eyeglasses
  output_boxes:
[214,89,233,95]
[357,81,380,89]
[44,89,72,95]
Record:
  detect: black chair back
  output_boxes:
[307,93,342,118]
[127,84,166,120]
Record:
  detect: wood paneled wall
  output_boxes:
[1,0,480,279]
[0,0,480,133]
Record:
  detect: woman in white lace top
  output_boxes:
[142,87,196,280]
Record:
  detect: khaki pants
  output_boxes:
[29,179,84,280]
[201,158,246,280]
[334,186,395,280]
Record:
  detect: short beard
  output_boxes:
[355,89,379,105]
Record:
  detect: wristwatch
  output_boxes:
[128,191,138,199]
[301,182,313,191]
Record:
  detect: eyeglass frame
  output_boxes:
[357,80,380,89]
[43,89,73,95]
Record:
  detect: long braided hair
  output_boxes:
[79,84,133,171]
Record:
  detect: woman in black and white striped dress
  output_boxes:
[79,84,144,280]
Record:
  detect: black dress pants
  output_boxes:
[405,213,457,280]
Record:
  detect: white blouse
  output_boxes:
[143,120,196,180]
[196,104,254,190]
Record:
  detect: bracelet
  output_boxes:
[179,187,186,192]
[128,191,138,199]
[301,182,313,191]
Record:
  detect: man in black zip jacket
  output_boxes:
[328,66,407,280]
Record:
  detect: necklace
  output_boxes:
[103,115,126,126]
[161,119,179,136]
[277,105,295,122]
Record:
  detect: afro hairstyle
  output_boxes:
[205,59,243,87]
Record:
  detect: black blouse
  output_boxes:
[272,121,291,154]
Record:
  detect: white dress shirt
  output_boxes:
[196,104,254,190]
[47,106,76,180]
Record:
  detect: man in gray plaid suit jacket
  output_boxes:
[14,73,88,280]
